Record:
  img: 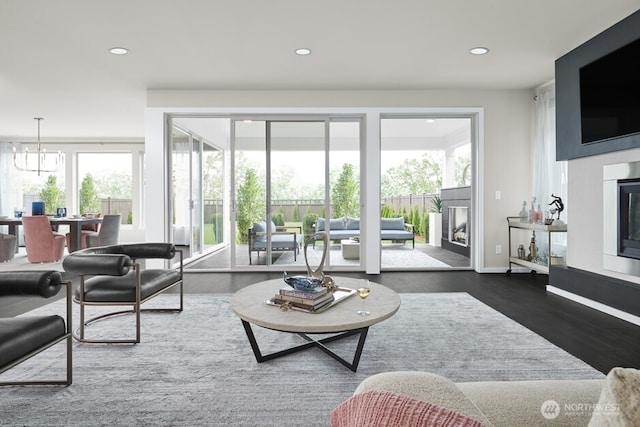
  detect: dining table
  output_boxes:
[0,216,103,254]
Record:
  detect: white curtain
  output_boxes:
[0,142,24,219]
[533,83,568,222]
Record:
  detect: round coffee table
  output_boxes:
[231,276,400,371]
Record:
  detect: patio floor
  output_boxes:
[184,242,470,270]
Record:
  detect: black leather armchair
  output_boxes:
[62,243,183,344]
[0,271,72,386]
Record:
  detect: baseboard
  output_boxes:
[547,285,640,327]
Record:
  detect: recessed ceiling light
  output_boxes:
[469,47,489,55]
[109,47,129,55]
[295,48,312,56]
[425,119,436,123]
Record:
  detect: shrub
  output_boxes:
[380,204,396,218]
[422,211,430,241]
[271,212,285,226]
[211,213,223,243]
[303,213,318,237]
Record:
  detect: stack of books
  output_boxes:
[274,285,335,312]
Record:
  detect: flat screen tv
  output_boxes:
[579,37,640,145]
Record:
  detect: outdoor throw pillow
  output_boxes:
[330,390,486,427]
[588,367,640,426]
[316,218,326,231]
[252,221,267,242]
[346,217,360,230]
[381,217,405,230]
[329,218,346,230]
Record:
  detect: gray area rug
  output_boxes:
[0,293,603,426]
[274,244,450,268]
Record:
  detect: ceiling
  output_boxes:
[1,1,639,142]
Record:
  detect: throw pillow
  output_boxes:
[329,218,346,230]
[316,218,326,231]
[381,217,405,230]
[331,390,486,427]
[252,221,267,242]
[346,217,360,230]
[588,367,640,426]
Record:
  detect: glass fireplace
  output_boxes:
[604,161,640,276]
[448,206,468,247]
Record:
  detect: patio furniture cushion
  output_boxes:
[381,230,414,240]
[252,221,278,242]
[346,217,360,230]
[381,217,406,230]
[316,218,346,231]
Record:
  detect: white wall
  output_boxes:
[145,89,533,271]
[567,148,640,285]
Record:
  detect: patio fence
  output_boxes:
[23,193,439,224]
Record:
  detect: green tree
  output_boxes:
[80,174,101,214]
[292,204,300,222]
[203,150,224,200]
[236,168,264,243]
[381,153,443,198]
[331,163,359,218]
[94,171,132,199]
[39,175,65,215]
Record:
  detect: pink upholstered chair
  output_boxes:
[22,216,66,263]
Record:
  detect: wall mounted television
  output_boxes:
[556,9,640,160]
[579,37,640,145]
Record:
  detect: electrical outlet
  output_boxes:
[495,190,501,200]
[495,244,502,254]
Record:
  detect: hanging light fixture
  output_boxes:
[13,117,63,176]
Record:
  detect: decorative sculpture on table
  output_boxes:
[283,231,336,292]
[548,194,565,224]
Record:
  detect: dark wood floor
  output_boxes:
[3,270,638,375]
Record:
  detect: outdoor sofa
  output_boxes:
[332,368,640,426]
[314,217,415,248]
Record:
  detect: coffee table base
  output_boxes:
[240,320,369,372]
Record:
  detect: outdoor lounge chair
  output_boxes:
[0,270,72,386]
[248,220,302,265]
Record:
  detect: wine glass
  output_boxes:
[356,282,371,316]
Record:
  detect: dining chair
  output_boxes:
[0,234,17,262]
[22,216,66,263]
[85,214,121,248]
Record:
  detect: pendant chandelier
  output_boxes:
[13,117,63,176]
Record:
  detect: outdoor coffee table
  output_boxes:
[340,239,360,260]
[230,277,400,371]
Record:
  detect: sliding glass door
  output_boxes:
[234,119,327,268]
[229,117,362,270]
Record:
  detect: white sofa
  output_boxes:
[331,368,640,427]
